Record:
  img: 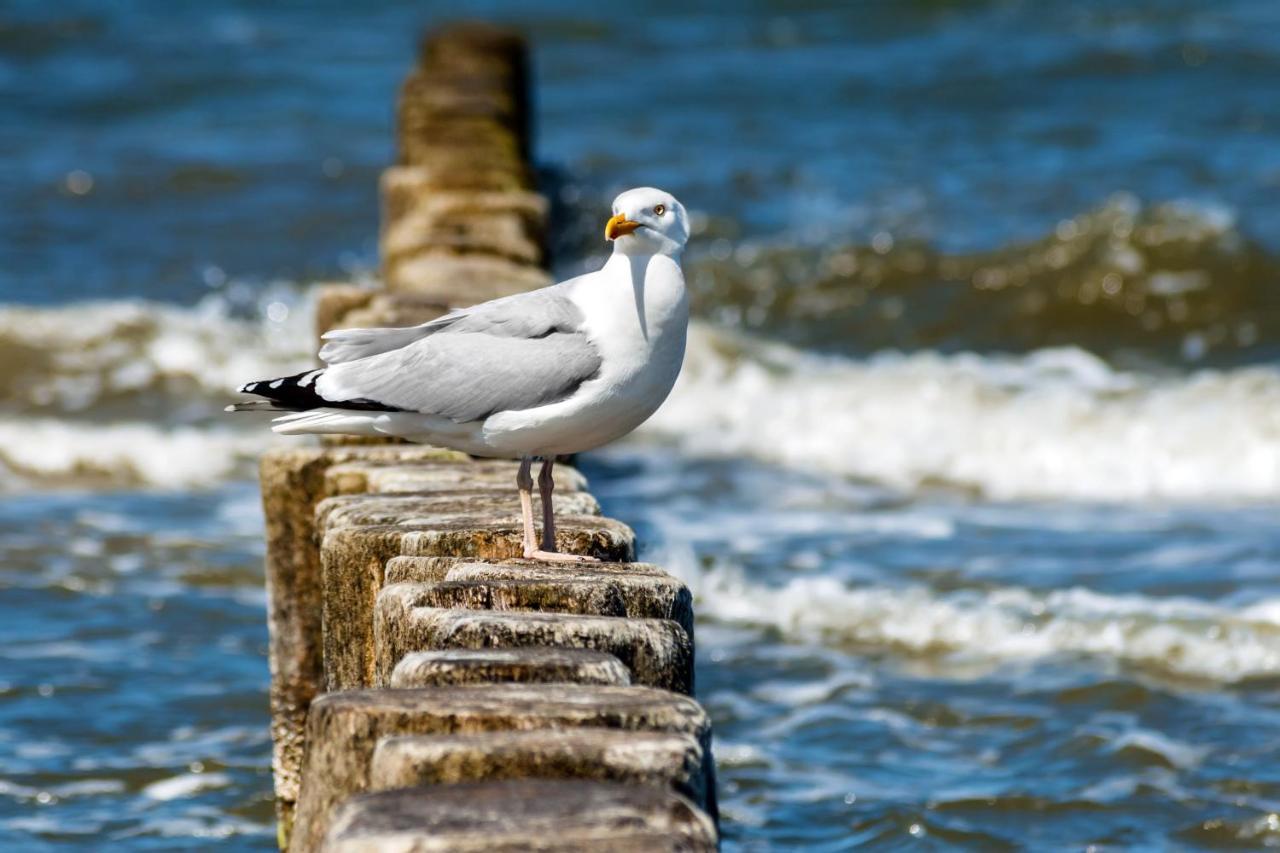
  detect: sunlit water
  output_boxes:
[584,451,1280,849]
[3,1,1280,849]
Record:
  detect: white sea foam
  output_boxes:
[0,418,280,490]
[0,293,312,489]
[661,545,1280,683]
[645,323,1280,502]
[4,297,1280,499]
[0,292,314,411]
[141,771,232,801]
[1109,729,1208,770]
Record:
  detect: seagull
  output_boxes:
[229,187,690,562]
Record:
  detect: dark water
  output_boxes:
[3,0,1280,849]
[0,487,274,848]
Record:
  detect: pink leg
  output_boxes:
[516,456,537,557]
[522,456,599,563]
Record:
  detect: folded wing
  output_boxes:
[314,282,602,423]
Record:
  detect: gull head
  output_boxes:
[604,187,688,256]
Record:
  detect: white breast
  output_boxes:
[479,252,689,457]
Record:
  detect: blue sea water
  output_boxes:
[3,1,1280,849]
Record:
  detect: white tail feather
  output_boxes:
[270,409,383,436]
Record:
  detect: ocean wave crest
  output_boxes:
[0,290,314,414]
[645,324,1280,502]
[0,418,277,491]
[663,545,1280,683]
[0,291,313,490]
[2,288,1278,500]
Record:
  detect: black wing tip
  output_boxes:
[237,371,322,411]
[236,368,402,414]
[238,378,286,394]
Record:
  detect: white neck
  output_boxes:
[600,251,687,343]
[611,236,684,260]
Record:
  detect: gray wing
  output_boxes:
[314,282,602,423]
[318,276,589,365]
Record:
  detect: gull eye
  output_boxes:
[653,204,666,216]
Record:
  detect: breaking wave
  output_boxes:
[662,545,1280,683]
[0,418,281,491]
[646,324,1280,502]
[0,289,314,415]
[0,290,314,490]
[1,300,1278,499]
[2,209,1279,501]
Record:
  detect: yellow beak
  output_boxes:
[605,212,642,241]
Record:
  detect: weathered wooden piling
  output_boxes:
[290,686,716,850]
[323,781,717,852]
[389,648,632,689]
[368,730,709,804]
[258,22,719,851]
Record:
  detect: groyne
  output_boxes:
[258,23,719,851]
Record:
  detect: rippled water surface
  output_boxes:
[4,0,1280,849]
[583,451,1280,848]
[0,487,274,848]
